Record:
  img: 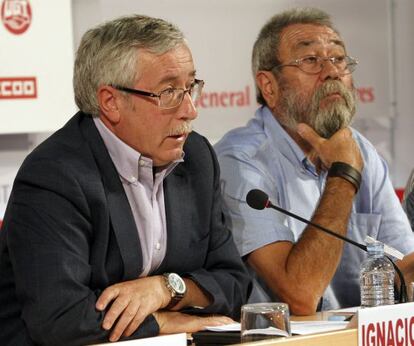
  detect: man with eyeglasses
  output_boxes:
[215,7,414,314]
[0,15,250,345]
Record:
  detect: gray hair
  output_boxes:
[252,8,338,105]
[73,15,185,115]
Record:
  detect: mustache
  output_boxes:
[167,121,193,136]
[313,80,355,107]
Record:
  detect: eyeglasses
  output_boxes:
[273,55,358,75]
[112,79,204,109]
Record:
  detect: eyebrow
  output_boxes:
[158,70,197,86]
[294,39,345,50]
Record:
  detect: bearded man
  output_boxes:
[215,7,414,314]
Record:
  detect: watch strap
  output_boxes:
[165,293,183,310]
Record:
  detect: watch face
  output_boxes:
[169,273,186,294]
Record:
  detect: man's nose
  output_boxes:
[319,59,341,81]
[178,92,198,120]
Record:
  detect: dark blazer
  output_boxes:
[0,112,250,346]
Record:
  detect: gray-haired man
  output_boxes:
[215,7,414,315]
[0,15,250,345]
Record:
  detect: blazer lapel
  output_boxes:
[80,115,142,279]
[155,162,190,274]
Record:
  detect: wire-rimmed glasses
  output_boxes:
[112,79,204,109]
[273,55,358,75]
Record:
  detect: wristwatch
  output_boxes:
[163,273,186,309]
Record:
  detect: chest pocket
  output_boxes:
[348,212,381,243]
[342,212,382,270]
[332,212,383,301]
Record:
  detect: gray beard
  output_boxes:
[277,80,357,138]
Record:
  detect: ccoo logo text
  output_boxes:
[0,77,37,99]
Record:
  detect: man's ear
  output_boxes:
[97,85,121,124]
[256,71,279,109]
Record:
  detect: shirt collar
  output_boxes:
[93,117,183,183]
[260,106,318,176]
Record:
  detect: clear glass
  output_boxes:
[241,303,291,343]
[360,242,394,308]
[159,80,204,108]
[112,79,204,109]
[274,55,358,75]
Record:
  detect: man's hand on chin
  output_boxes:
[297,123,363,172]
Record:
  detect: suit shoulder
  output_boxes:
[17,114,96,184]
[185,131,213,154]
[182,131,217,170]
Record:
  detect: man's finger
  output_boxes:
[203,315,235,327]
[102,296,129,331]
[96,286,120,311]
[109,303,139,342]
[122,297,157,336]
[296,123,324,149]
[187,315,234,333]
[122,308,147,337]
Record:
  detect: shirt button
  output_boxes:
[139,160,145,167]
[155,242,161,250]
[130,176,137,183]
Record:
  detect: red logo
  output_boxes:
[0,77,37,99]
[195,86,251,108]
[1,0,32,35]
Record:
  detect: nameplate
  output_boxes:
[358,302,414,346]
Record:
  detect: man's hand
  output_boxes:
[153,311,234,334]
[297,123,363,172]
[96,276,170,342]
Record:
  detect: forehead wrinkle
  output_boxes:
[279,24,346,60]
[295,38,345,50]
[137,43,195,85]
[157,70,197,86]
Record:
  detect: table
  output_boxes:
[231,310,358,346]
[232,329,357,346]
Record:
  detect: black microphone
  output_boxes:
[246,188,408,303]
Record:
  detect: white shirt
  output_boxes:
[93,117,182,276]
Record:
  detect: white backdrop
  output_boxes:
[73,0,394,147]
[0,0,75,134]
[1,0,414,221]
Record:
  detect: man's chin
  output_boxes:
[316,125,342,139]
[312,104,354,138]
[154,148,184,167]
[314,117,351,138]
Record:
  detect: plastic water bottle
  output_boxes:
[360,241,394,307]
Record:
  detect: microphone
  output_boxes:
[246,189,408,303]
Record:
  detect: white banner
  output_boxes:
[0,0,75,134]
[91,0,393,144]
[0,0,396,220]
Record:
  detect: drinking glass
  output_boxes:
[240,302,291,343]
